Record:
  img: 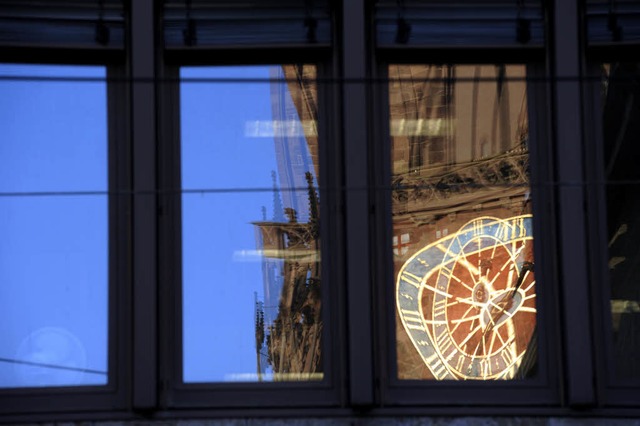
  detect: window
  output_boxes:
[179,65,322,383]
[584,0,640,407]
[0,64,109,389]
[371,0,561,408]
[0,3,127,416]
[600,62,640,382]
[390,64,537,381]
[158,0,338,404]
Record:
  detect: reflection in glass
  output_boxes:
[181,65,321,382]
[601,63,640,379]
[0,65,108,387]
[391,65,537,380]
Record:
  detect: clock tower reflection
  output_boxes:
[253,172,322,381]
[390,64,537,380]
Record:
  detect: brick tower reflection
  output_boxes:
[388,65,536,379]
[253,172,321,380]
[253,65,321,380]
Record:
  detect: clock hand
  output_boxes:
[466,304,503,358]
[479,264,530,340]
[510,261,534,298]
[469,287,520,359]
[468,262,534,367]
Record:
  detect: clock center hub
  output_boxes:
[472,283,489,305]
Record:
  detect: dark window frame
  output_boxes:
[584,57,640,407]
[7,0,640,420]
[583,0,640,409]
[369,54,561,407]
[156,58,348,409]
[0,57,130,418]
[364,0,565,410]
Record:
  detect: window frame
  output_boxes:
[583,56,640,407]
[369,55,561,407]
[0,59,130,417]
[582,4,640,408]
[156,55,348,409]
[363,0,565,409]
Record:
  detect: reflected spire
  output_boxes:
[271,170,285,222]
[306,171,319,237]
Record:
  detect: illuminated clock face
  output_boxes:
[396,215,536,380]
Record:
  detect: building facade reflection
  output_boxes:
[253,65,322,381]
[253,64,538,381]
[390,65,537,380]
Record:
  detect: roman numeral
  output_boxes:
[496,222,511,241]
[501,217,527,239]
[424,351,440,366]
[515,217,526,238]
[433,299,447,319]
[440,264,453,277]
[445,349,458,362]
[416,257,430,267]
[437,333,454,355]
[500,349,513,367]
[400,292,413,301]
[401,271,422,289]
[472,219,484,236]
[455,355,465,372]
[400,308,426,331]
[430,361,448,380]
[479,359,491,378]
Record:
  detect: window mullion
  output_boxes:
[129,0,159,411]
[582,62,612,403]
[341,0,375,407]
[552,0,596,407]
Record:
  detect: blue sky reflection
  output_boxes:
[181,66,316,382]
[0,64,108,387]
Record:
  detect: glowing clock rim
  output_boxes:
[395,214,534,380]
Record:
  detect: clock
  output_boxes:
[396,214,536,380]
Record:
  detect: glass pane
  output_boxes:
[0,65,108,387]
[391,65,537,380]
[601,63,640,380]
[181,65,321,382]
